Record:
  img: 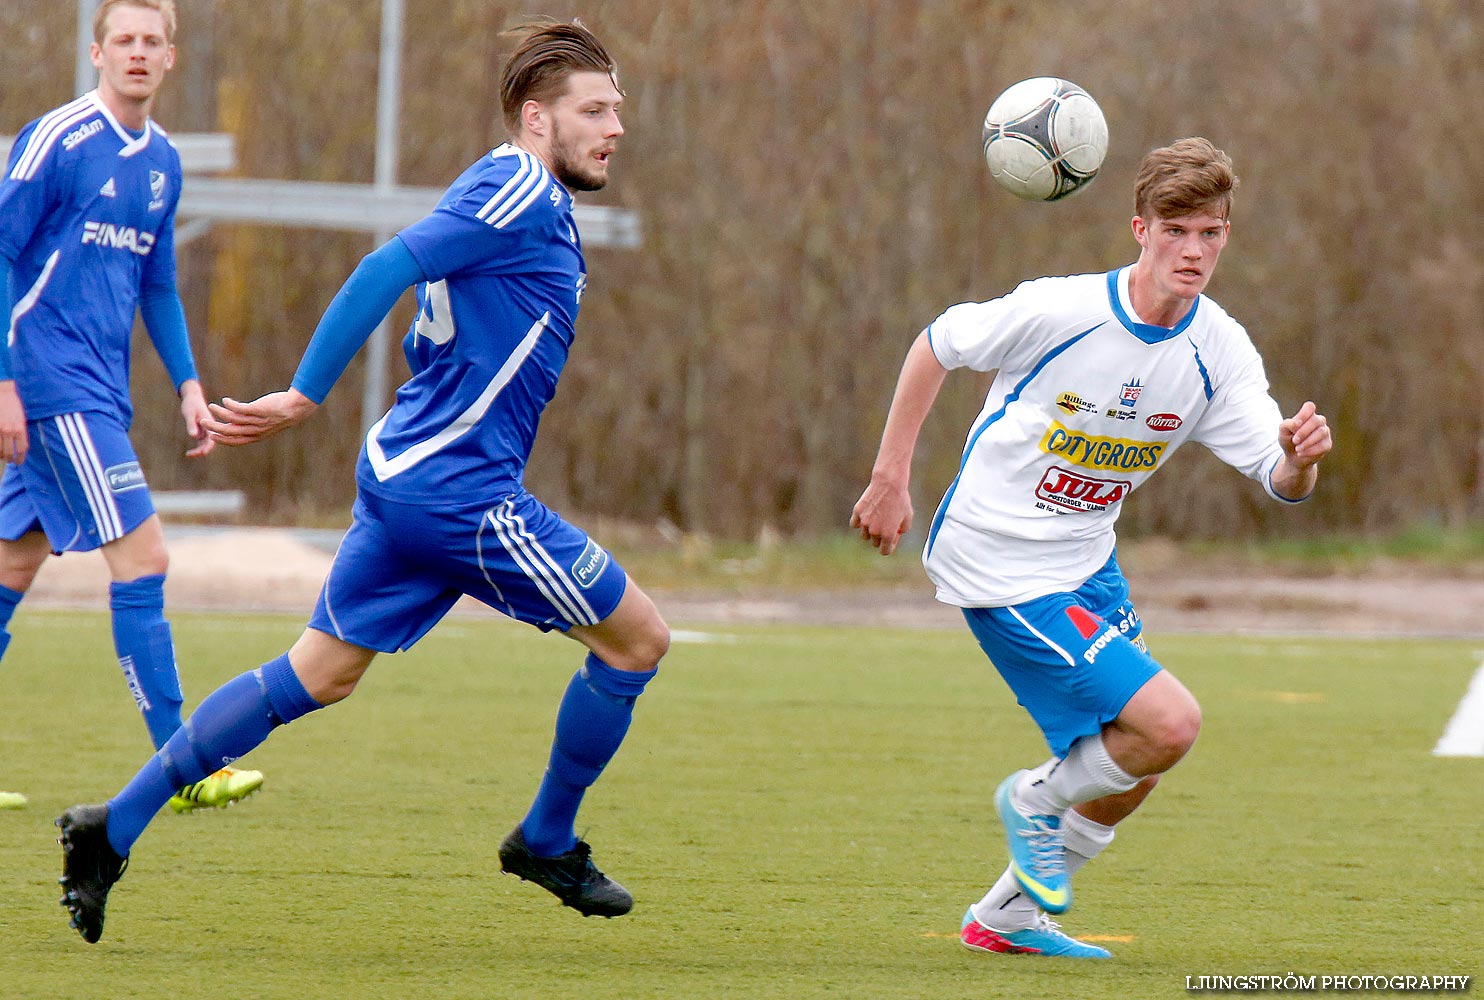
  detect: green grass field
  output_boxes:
[1,609,1480,998]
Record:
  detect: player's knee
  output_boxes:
[1149,700,1201,763]
[301,661,370,705]
[292,648,375,706]
[113,546,169,581]
[0,537,50,592]
[309,676,358,706]
[632,621,671,672]
[609,615,670,673]
[645,625,672,670]
[0,563,41,593]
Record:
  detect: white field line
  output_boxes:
[670,629,736,644]
[1433,660,1484,757]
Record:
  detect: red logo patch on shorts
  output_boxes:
[1065,605,1103,640]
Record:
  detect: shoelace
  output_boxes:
[1018,815,1065,879]
[555,841,604,883]
[1033,913,1066,935]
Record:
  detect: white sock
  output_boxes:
[971,809,1118,932]
[970,867,1038,931]
[1014,734,1137,817]
[1063,807,1116,872]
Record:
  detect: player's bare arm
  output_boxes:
[201,388,319,447]
[0,381,28,464]
[851,330,948,556]
[1271,399,1331,501]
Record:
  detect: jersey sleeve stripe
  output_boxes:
[488,170,549,229]
[1263,454,1306,504]
[474,155,534,221]
[480,153,551,229]
[1188,341,1215,400]
[925,321,1107,556]
[10,98,95,181]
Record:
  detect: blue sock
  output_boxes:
[105,653,322,857]
[0,583,22,662]
[109,575,183,749]
[521,654,657,857]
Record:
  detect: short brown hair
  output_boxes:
[94,0,177,44]
[499,19,620,135]
[1134,137,1238,221]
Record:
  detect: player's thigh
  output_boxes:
[964,592,1160,758]
[99,513,168,580]
[0,468,52,591]
[1109,667,1201,745]
[15,411,155,553]
[307,495,461,654]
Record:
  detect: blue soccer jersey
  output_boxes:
[0,91,182,425]
[357,143,586,504]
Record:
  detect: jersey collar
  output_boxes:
[1106,266,1200,344]
[86,90,155,158]
[491,142,573,204]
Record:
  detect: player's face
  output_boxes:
[545,71,624,192]
[91,6,175,111]
[1132,209,1230,303]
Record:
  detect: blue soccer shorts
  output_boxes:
[308,487,629,653]
[962,552,1161,758]
[0,410,155,553]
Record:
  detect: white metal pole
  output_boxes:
[361,0,404,440]
[76,0,99,96]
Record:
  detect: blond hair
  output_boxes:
[94,0,177,44]
[1134,137,1238,220]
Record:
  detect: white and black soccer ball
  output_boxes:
[982,77,1108,202]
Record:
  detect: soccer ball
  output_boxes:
[982,77,1108,202]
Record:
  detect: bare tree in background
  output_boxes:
[2,0,1479,541]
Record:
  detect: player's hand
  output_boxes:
[0,380,28,465]
[202,388,319,446]
[179,380,216,457]
[1279,400,1331,469]
[851,476,913,556]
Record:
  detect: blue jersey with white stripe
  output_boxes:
[0,91,182,424]
[356,143,586,504]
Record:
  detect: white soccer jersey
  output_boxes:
[922,266,1296,607]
